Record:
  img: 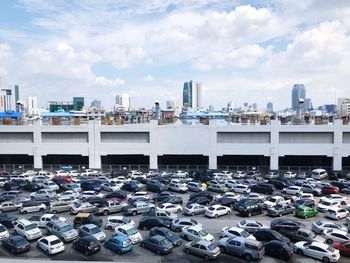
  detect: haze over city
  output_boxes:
[0,0,350,110]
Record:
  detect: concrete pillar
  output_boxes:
[88,120,101,169]
[333,119,343,172]
[33,119,43,169]
[208,123,217,170]
[149,154,158,170]
[270,120,279,171]
[209,155,217,170]
[149,120,159,170]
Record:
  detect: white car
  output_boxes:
[81,191,104,201]
[294,241,340,262]
[127,191,150,202]
[293,193,315,202]
[284,171,297,179]
[263,196,288,209]
[221,226,255,240]
[55,170,69,177]
[35,214,67,228]
[69,170,80,177]
[244,193,265,202]
[112,176,131,183]
[114,225,142,244]
[181,225,214,242]
[322,194,347,205]
[225,180,238,188]
[57,190,80,201]
[311,220,347,234]
[37,235,65,254]
[231,184,250,194]
[282,186,303,196]
[324,229,350,244]
[317,199,341,213]
[0,223,9,240]
[70,202,97,214]
[326,207,349,220]
[156,203,182,213]
[233,171,246,179]
[105,216,135,230]
[14,219,42,240]
[30,189,57,199]
[237,219,267,233]
[129,170,145,179]
[101,182,122,192]
[205,205,231,218]
[265,172,279,179]
[215,192,240,202]
[41,181,59,191]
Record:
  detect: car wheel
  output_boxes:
[279,213,282,217]
[214,214,218,218]
[184,235,189,241]
[150,207,155,212]
[326,239,333,244]
[219,246,226,253]
[337,216,340,220]
[204,254,209,260]
[248,212,252,217]
[244,254,252,261]
[107,226,113,231]
[52,210,57,214]
[175,228,181,233]
[23,210,27,214]
[103,210,108,216]
[191,212,195,216]
[184,248,190,254]
[143,226,148,231]
[156,249,161,255]
[177,209,181,213]
[132,211,137,216]
[39,208,44,212]
[141,242,145,248]
[226,210,230,215]
[0,209,3,213]
[116,249,122,255]
[296,249,303,255]
[85,250,90,256]
[243,191,247,195]
[323,257,330,263]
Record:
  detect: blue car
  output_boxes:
[104,236,132,254]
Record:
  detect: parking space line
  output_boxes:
[0,247,10,257]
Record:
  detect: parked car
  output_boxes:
[324,229,350,244]
[282,186,303,196]
[326,207,349,220]
[170,218,202,232]
[123,201,155,216]
[237,219,267,233]
[333,241,350,257]
[218,236,265,261]
[157,203,182,214]
[264,240,293,261]
[254,229,290,244]
[0,201,20,213]
[13,219,42,240]
[49,201,72,214]
[322,185,340,195]
[221,226,255,240]
[78,224,106,242]
[71,202,97,215]
[150,227,182,247]
[104,235,132,254]
[114,225,142,244]
[181,225,214,243]
[279,227,325,243]
[1,235,31,254]
[105,216,134,230]
[72,235,101,255]
[271,218,305,232]
[294,198,315,209]
[140,235,173,255]
[295,205,318,219]
[250,183,275,195]
[231,184,250,194]
[37,235,65,255]
[317,199,341,213]
[312,220,347,234]
[183,203,207,216]
[138,216,170,231]
[284,171,297,179]
[46,221,78,243]
[184,239,221,260]
[20,201,46,214]
[236,199,264,217]
[73,213,102,228]
[0,214,18,229]
[294,241,340,262]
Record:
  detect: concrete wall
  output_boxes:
[0,119,350,171]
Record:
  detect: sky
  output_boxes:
[0,0,350,111]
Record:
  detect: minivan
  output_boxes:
[311,169,328,180]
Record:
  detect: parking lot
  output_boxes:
[0,174,350,263]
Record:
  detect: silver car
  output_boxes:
[184,240,221,260]
[0,201,20,212]
[46,221,78,242]
[78,224,106,242]
[183,203,207,216]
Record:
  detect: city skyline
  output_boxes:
[0,1,349,110]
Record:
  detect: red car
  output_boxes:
[321,185,339,195]
[333,242,350,256]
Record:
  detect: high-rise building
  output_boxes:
[49,101,73,112]
[166,100,176,109]
[73,97,84,111]
[182,80,203,110]
[15,85,20,112]
[90,100,101,109]
[337,98,350,117]
[115,93,131,110]
[27,96,38,116]
[266,102,274,112]
[291,84,306,110]
[305,98,312,111]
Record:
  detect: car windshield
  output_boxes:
[309,231,316,238]
[122,240,131,247]
[15,239,28,246]
[165,231,175,238]
[50,239,61,245]
[90,227,101,234]
[24,224,37,231]
[159,238,170,246]
[268,197,278,202]
[127,228,137,235]
[123,217,131,223]
[208,207,215,211]
[51,215,59,220]
[315,221,322,226]
[320,200,331,206]
[0,225,6,232]
[60,225,73,232]
[208,244,216,251]
[198,229,208,236]
[242,231,250,238]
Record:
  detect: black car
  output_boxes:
[150,227,182,247]
[211,197,236,208]
[264,240,293,261]
[153,192,175,202]
[86,197,107,206]
[159,196,183,205]
[293,198,315,209]
[187,196,211,206]
[105,191,128,202]
[268,179,292,190]
[189,191,214,202]
[270,218,305,232]
[140,235,173,254]
[254,229,290,244]
[147,182,166,193]
[250,183,275,195]
[122,182,141,192]
[0,214,18,228]
[4,181,21,191]
[151,177,169,185]
[331,181,350,190]
[73,235,101,255]
[134,177,148,184]
[236,199,264,217]
[22,183,42,192]
[11,179,27,187]
[138,216,171,230]
[2,235,31,254]
[52,178,66,189]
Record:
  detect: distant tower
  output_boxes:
[182,80,203,110]
[267,102,274,112]
[15,85,20,112]
[291,84,306,110]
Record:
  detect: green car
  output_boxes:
[295,205,318,218]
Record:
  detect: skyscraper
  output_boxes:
[90,100,101,109]
[291,84,306,110]
[115,93,131,110]
[15,85,20,112]
[27,96,38,116]
[73,97,84,111]
[182,80,203,110]
[266,102,274,112]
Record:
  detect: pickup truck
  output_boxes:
[266,205,295,217]
[28,214,66,228]
[263,195,291,209]
[96,200,128,216]
[123,201,155,216]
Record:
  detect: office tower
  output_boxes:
[0,89,12,111]
[49,101,73,112]
[267,102,274,112]
[252,103,258,110]
[15,85,20,112]
[27,96,38,115]
[305,98,312,111]
[166,100,176,109]
[90,100,102,109]
[337,98,350,117]
[208,105,214,111]
[73,97,84,111]
[291,84,306,110]
[182,80,203,110]
[115,93,131,110]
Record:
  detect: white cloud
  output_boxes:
[95,76,125,86]
[143,75,154,81]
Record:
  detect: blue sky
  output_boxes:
[0,0,350,110]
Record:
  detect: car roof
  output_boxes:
[193,239,212,246]
[75,213,91,217]
[110,235,129,241]
[107,216,124,220]
[327,229,348,235]
[228,227,245,232]
[118,224,134,230]
[310,241,329,250]
[42,235,60,242]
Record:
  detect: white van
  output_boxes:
[311,169,328,180]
